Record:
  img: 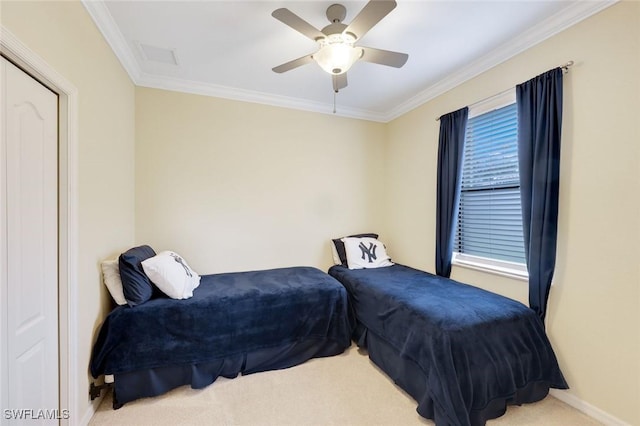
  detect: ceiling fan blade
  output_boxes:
[332,74,348,92]
[272,54,315,73]
[344,0,397,40]
[272,8,325,41]
[360,47,408,68]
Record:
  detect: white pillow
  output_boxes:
[100,259,127,305]
[342,237,394,270]
[141,251,200,299]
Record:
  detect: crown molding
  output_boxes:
[136,72,389,122]
[81,0,141,83]
[82,0,617,123]
[383,0,618,122]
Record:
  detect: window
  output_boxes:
[453,91,528,279]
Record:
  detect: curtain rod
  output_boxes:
[435,61,574,121]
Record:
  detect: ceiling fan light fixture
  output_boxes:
[313,33,362,75]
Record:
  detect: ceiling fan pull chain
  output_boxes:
[333,91,337,114]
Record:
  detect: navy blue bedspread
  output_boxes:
[91,267,351,377]
[329,264,568,426]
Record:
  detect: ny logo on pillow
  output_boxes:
[342,237,393,270]
[358,241,378,263]
[170,252,193,277]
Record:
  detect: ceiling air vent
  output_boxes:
[137,42,179,66]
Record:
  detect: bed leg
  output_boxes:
[89,382,111,400]
[90,381,124,409]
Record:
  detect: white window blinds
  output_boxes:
[455,103,526,264]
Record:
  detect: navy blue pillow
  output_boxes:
[119,245,157,307]
[332,233,379,267]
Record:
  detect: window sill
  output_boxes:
[452,253,528,282]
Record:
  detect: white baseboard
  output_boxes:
[78,396,103,426]
[549,389,630,426]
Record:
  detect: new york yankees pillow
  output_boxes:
[142,251,201,299]
[331,233,379,266]
[342,237,394,270]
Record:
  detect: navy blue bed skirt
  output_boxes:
[113,337,347,406]
[354,324,552,426]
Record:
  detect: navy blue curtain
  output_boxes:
[435,107,468,277]
[516,68,563,324]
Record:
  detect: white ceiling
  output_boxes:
[83,1,614,122]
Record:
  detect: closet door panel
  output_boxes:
[1,57,59,422]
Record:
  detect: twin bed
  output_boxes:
[91,252,567,425]
[329,264,568,425]
[90,266,352,407]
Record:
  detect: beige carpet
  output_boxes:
[89,345,599,426]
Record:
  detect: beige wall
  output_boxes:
[135,88,386,274]
[385,2,640,424]
[1,0,136,422]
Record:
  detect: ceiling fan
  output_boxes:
[271,0,409,93]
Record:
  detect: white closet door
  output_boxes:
[1,57,59,424]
